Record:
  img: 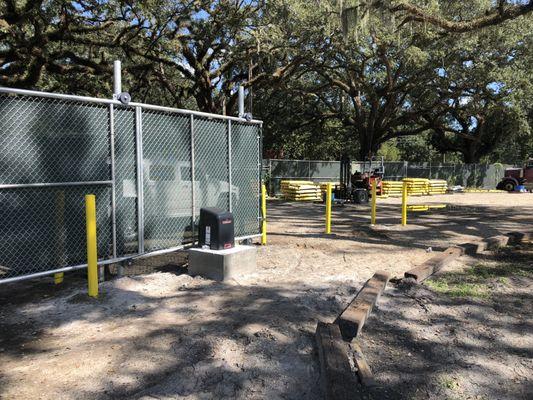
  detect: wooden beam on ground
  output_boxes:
[404,246,463,283]
[349,342,374,387]
[461,233,519,256]
[315,322,356,400]
[506,231,533,245]
[458,241,487,255]
[484,235,509,250]
[336,271,390,341]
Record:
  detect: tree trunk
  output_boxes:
[358,127,381,161]
[462,140,480,163]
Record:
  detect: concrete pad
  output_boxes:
[188,245,257,281]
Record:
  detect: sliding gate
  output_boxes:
[0,87,262,283]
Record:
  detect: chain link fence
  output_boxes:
[0,88,262,283]
[264,159,512,195]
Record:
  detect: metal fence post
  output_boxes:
[268,158,272,195]
[109,104,117,260]
[258,124,263,229]
[135,106,145,254]
[228,120,232,212]
[190,114,196,241]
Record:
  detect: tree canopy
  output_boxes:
[1,0,531,163]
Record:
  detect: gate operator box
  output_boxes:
[198,208,235,250]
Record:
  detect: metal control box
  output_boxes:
[198,208,235,250]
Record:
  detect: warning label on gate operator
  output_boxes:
[205,226,211,245]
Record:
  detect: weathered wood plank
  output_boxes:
[459,241,487,255]
[315,322,356,400]
[404,246,463,282]
[349,342,374,387]
[461,233,524,256]
[506,231,533,245]
[484,235,509,250]
[336,271,390,341]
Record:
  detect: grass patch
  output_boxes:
[425,245,532,299]
[426,279,489,298]
[437,375,460,390]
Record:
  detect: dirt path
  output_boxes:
[0,193,531,399]
[360,244,533,400]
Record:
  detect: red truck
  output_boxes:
[496,159,533,192]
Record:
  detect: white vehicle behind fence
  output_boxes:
[143,159,239,219]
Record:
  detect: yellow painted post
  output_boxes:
[370,180,377,225]
[325,183,332,234]
[85,194,98,298]
[401,181,408,226]
[261,184,267,245]
[54,273,64,284]
[54,190,65,285]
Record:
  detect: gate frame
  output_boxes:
[0,86,263,284]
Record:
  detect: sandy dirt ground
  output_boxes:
[0,192,532,399]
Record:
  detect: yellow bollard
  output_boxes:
[54,190,66,285]
[370,180,377,225]
[325,183,332,234]
[401,181,408,226]
[85,194,98,298]
[54,272,64,284]
[261,184,267,245]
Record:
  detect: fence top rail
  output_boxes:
[266,158,509,167]
[267,158,340,163]
[0,86,263,125]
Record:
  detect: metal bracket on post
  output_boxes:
[113,60,131,105]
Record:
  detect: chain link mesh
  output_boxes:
[231,122,261,237]
[142,110,192,252]
[0,186,112,279]
[0,92,262,282]
[0,94,110,184]
[192,117,230,227]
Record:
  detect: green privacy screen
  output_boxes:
[0,89,262,282]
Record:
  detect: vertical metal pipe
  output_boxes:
[190,114,196,242]
[268,158,272,195]
[135,106,145,253]
[238,86,245,117]
[86,194,99,298]
[258,125,262,229]
[109,104,117,259]
[325,183,332,234]
[113,60,122,97]
[261,183,267,245]
[401,181,408,226]
[228,120,232,212]
[371,179,377,225]
[54,190,66,285]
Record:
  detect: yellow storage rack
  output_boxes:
[280,180,322,201]
[382,178,448,196]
